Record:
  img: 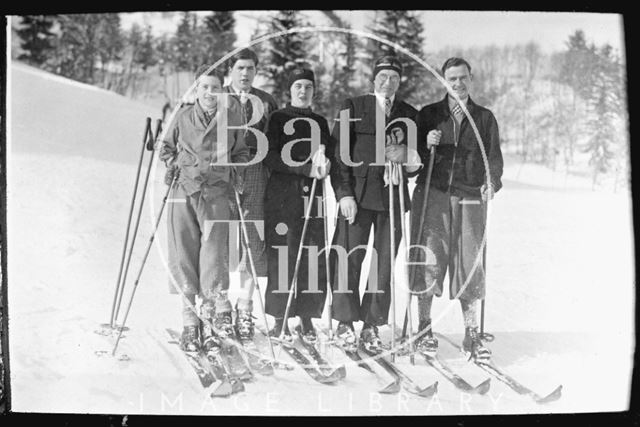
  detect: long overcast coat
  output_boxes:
[263,104,335,319]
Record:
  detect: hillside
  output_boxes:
[6,62,634,415]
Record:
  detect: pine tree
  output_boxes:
[554,30,600,166]
[559,30,599,101]
[582,44,624,189]
[201,11,237,68]
[314,29,367,122]
[135,25,157,71]
[367,10,427,105]
[16,15,57,66]
[257,10,311,106]
[95,14,124,89]
[174,12,196,72]
[55,14,104,83]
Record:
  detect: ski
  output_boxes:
[166,329,216,388]
[336,345,401,394]
[359,346,438,398]
[218,337,254,382]
[294,326,346,380]
[436,333,562,404]
[167,328,244,397]
[474,359,562,404]
[276,338,342,385]
[203,347,246,397]
[238,337,275,376]
[423,354,491,395]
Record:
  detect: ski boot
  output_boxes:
[360,324,384,355]
[299,317,317,346]
[335,321,357,353]
[415,319,438,357]
[180,325,201,352]
[200,319,221,354]
[462,326,492,361]
[235,309,255,342]
[269,318,294,346]
[213,311,235,339]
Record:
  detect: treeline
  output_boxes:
[14,13,627,189]
[15,12,237,99]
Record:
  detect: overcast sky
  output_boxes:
[120,10,624,55]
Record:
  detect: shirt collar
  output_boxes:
[374,91,395,108]
[231,84,251,95]
[447,94,469,110]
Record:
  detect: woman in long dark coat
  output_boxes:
[263,68,333,344]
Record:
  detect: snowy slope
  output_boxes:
[7,62,634,415]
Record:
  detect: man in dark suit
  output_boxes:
[410,57,503,360]
[329,55,421,354]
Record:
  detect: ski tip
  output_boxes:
[210,380,233,398]
[418,381,439,398]
[358,362,375,374]
[474,378,491,395]
[536,385,563,404]
[379,380,401,394]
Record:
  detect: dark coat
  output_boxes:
[414,96,503,198]
[330,94,417,212]
[263,104,334,317]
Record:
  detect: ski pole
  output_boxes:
[109,117,153,328]
[113,119,163,325]
[397,170,415,365]
[388,161,397,362]
[401,146,436,340]
[480,188,495,342]
[112,174,176,356]
[233,189,278,367]
[279,178,318,341]
[322,177,336,343]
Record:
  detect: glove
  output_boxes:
[481,182,494,202]
[309,145,331,179]
[164,163,179,186]
[383,161,402,186]
[230,166,245,195]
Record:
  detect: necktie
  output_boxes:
[204,110,215,125]
[451,103,464,123]
[384,98,392,117]
[240,91,253,129]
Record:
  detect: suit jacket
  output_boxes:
[223,85,278,155]
[415,96,503,198]
[330,94,417,212]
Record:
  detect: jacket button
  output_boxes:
[303,185,309,193]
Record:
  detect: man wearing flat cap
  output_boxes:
[329,55,421,354]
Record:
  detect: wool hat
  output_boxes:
[287,68,315,89]
[372,55,403,80]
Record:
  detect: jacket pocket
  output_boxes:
[177,150,198,167]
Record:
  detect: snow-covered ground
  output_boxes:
[6,62,634,415]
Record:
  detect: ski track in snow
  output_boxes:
[7,62,634,415]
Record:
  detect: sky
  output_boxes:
[119,10,625,55]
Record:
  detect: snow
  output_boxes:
[7,61,634,415]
